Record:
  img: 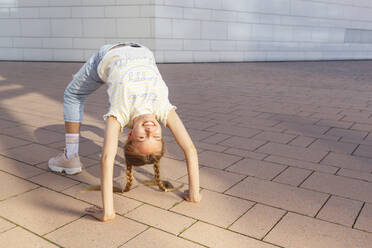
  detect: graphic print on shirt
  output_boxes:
[111,53,155,68]
[108,63,162,108]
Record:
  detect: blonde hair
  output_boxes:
[123,139,170,192]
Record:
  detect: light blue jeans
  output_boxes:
[63,42,141,122]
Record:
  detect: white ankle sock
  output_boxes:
[65,133,79,159]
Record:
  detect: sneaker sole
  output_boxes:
[48,163,82,175]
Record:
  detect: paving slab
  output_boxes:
[125,204,196,235]
[226,177,329,216]
[273,166,312,186]
[219,136,267,151]
[264,155,338,173]
[0,217,16,233]
[171,189,254,228]
[122,181,186,209]
[45,215,147,248]
[193,140,228,152]
[0,156,45,179]
[252,131,296,144]
[307,139,358,154]
[223,148,268,160]
[0,143,61,165]
[0,134,31,151]
[354,144,372,159]
[121,228,204,248]
[256,142,328,163]
[226,158,287,180]
[265,212,372,248]
[0,187,90,235]
[288,135,316,147]
[336,168,372,183]
[229,203,286,239]
[0,125,65,145]
[0,171,39,201]
[178,166,246,192]
[63,183,142,215]
[354,203,372,233]
[28,172,80,192]
[321,152,372,172]
[316,195,363,227]
[0,227,58,248]
[301,171,372,203]
[197,150,242,169]
[181,221,278,248]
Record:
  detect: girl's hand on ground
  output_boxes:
[183,190,202,203]
[85,206,116,222]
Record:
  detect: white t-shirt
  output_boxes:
[97,45,176,130]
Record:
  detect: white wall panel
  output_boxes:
[211,10,236,22]
[0,48,22,60]
[173,19,201,39]
[23,48,53,60]
[40,7,71,18]
[195,0,223,10]
[202,21,227,40]
[154,18,172,38]
[14,37,42,48]
[21,20,50,37]
[163,50,192,62]
[51,19,82,37]
[72,7,104,18]
[273,26,293,42]
[53,49,84,61]
[83,19,116,37]
[251,24,273,41]
[183,8,211,21]
[17,0,49,7]
[117,18,151,38]
[104,6,140,18]
[193,51,220,62]
[0,8,9,18]
[183,39,210,51]
[42,38,73,48]
[211,40,236,51]
[0,37,12,47]
[73,38,105,49]
[49,0,82,7]
[163,0,193,8]
[10,8,40,18]
[0,20,21,36]
[155,6,183,18]
[155,39,183,50]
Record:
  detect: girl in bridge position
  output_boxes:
[48,42,201,222]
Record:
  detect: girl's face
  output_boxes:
[129,114,163,155]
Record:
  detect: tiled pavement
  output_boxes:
[0,60,372,247]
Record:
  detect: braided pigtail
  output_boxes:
[123,138,184,193]
[124,165,134,192]
[153,161,169,192]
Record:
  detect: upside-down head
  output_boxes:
[123,138,168,192]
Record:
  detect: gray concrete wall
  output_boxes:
[1,0,372,62]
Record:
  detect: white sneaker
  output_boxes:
[48,151,82,175]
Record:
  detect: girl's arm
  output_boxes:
[166,109,201,202]
[87,116,121,221]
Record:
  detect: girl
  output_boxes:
[48,42,202,222]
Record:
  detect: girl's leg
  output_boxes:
[49,54,104,174]
[65,121,80,134]
[62,54,104,158]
